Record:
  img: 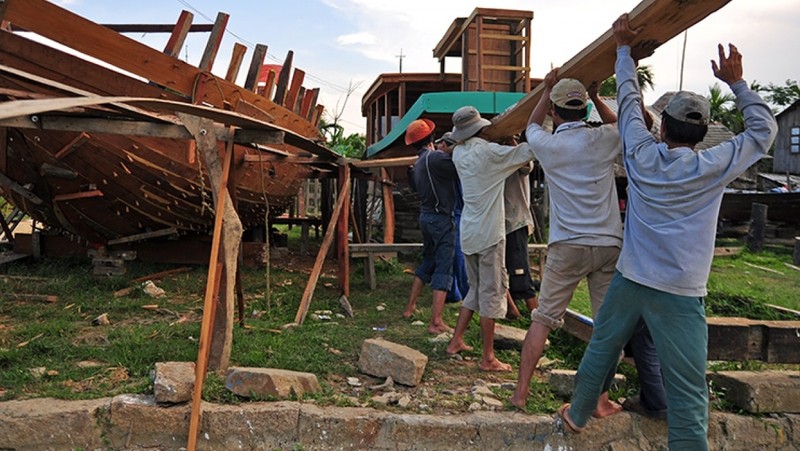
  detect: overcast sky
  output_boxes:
[54,0,800,135]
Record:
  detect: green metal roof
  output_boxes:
[366,91,526,158]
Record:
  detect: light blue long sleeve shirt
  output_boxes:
[615,45,777,297]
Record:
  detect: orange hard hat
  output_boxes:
[404,118,436,145]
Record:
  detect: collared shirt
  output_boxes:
[453,137,536,255]
[504,163,534,234]
[615,45,777,297]
[525,119,623,248]
[410,147,460,216]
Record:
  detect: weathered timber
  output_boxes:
[163,11,194,57]
[244,44,268,91]
[198,12,229,72]
[224,43,247,83]
[485,0,733,139]
[273,50,294,106]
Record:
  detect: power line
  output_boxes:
[174,0,354,94]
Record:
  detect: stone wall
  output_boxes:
[1,395,797,450]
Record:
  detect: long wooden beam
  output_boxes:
[0,115,284,145]
[485,0,733,139]
[294,174,350,325]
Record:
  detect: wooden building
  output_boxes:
[359,8,538,244]
[774,99,800,175]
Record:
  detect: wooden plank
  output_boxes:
[563,309,594,343]
[349,243,423,254]
[273,50,293,106]
[224,43,247,83]
[9,294,57,303]
[0,115,284,146]
[311,104,324,127]
[198,12,229,72]
[353,156,418,168]
[337,164,351,297]
[262,69,277,99]
[54,132,90,159]
[294,87,306,114]
[0,126,6,173]
[714,247,742,257]
[0,172,43,205]
[303,88,320,121]
[485,0,733,139]
[163,10,193,58]
[53,190,103,202]
[381,168,395,244]
[299,87,318,120]
[294,176,350,325]
[244,44,268,91]
[0,0,321,139]
[107,227,179,246]
[186,121,235,451]
[284,68,305,114]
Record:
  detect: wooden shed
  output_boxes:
[774,99,800,175]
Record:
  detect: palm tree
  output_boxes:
[707,83,742,133]
[599,64,655,96]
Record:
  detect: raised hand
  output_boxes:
[711,43,743,86]
[613,13,643,47]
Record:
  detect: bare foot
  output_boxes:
[446,341,473,355]
[428,323,453,334]
[480,358,512,372]
[593,399,623,418]
[509,390,528,410]
[402,309,415,319]
[506,310,521,320]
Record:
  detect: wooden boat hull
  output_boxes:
[719,192,800,224]
[0,1,337,245]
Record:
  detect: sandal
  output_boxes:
[556,403,585,434]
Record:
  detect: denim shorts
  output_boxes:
[415,212,456,291]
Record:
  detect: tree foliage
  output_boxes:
[707,79,800,134]
[319,119,365,159]
[599,65,655,96]
[761,79,800,107]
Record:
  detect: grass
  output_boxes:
[0,226,798,416]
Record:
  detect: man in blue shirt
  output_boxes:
[404,119,461,334]
[559,14,777,450]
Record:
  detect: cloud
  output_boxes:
[337,32,377,46]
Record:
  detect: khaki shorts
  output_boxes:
[463,239,508,319]
[531,243,620,330]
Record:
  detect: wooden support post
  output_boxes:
[746,202,767,252]
[337,163,351,298]
[224,43,247,83]
[284,68,305,114]
[294,176,350,325]
[243,43,268,91]
[273,50,293,106]
[262,69,277,99]
[380,168,395,244]
[794,237,800,266]
[198,12,229,72]
[300,87,318,119]
[163,10,193,58]
[181,115,241,451]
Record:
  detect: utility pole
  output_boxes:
[679,30,688,90]
[395,48,405,73]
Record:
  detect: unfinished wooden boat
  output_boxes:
[0,0,339,246]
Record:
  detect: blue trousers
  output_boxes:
[629,320,667,415]
[570,272,709,451]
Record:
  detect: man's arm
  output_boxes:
[588,81,617,124]
[703,43,777,183]
[613,13,655,153]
